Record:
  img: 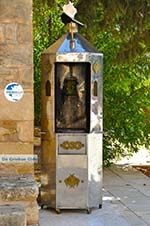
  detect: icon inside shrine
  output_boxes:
[55,63,90,132]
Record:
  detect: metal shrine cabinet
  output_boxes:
[40,3,103,213]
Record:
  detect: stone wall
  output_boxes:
[0,0,34,175]
[0,1,39,224]
[0,175,39,225]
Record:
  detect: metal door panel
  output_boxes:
[56,155,88,208]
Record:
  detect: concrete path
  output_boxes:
[40,165,150,226]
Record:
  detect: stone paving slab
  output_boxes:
[105,186,149,203]
[40,165,150,226]
[120,210,148,226]
[103,168,126,186]
[110,165,150,183]
[134,185,150,197]
[40,208,131,226]
[138,214,150,225]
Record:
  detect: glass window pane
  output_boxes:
[55,63,90,133]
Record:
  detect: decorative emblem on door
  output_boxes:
[60,141,84,150]
[64,174,80,188]
[93,60,101,73]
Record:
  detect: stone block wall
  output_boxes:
[0,1,39,224]
[0,0,34,175]
[0,205,26,226]
[0,175,39,225]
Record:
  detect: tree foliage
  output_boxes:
[33,0,65,122]
[33,0,150,165]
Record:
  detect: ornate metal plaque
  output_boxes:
[58,135,86,155]
[60,141,84,150]
[64,174,80,188]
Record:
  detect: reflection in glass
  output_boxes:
[55,63,90,132]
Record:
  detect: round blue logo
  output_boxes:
[4,82,24,102]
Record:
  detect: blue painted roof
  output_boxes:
[58,33,98,53]
[58,34,84,53]
[43,33,99,54]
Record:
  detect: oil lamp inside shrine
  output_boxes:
[40,1,103,213]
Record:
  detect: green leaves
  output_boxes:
[33,0,66,123]
[92,23,149,165]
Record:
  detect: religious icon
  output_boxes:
[55,63,90,132]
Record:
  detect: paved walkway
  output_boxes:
[40,165,150,226]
